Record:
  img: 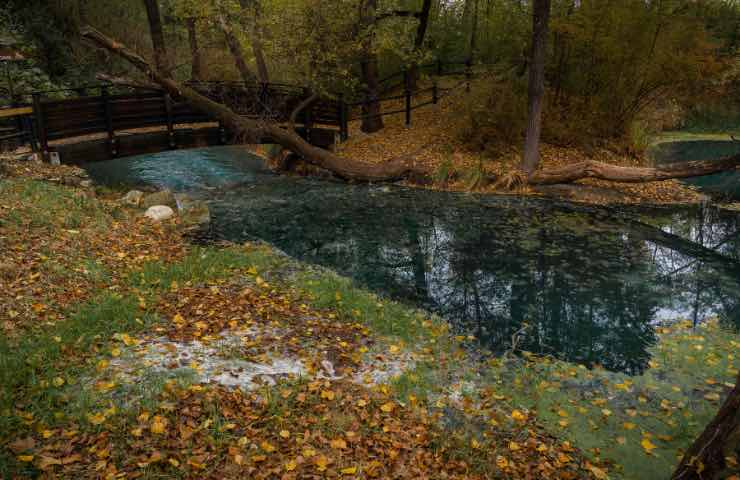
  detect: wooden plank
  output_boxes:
[0,106,33,118]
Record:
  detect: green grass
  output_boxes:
[0,179,110,230]
[128,244,284,292]
[0,293,156,430]
[298,270,431,343]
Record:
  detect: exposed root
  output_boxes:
[495,169,529,191]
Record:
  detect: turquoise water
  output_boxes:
[84,146,740,374]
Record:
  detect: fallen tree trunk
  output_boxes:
[528,157,740,185]
[81,26,423,182]
[81,26,740,186]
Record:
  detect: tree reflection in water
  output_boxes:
[83,147,740,375]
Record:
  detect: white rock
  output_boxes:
[122,190,144,206]
[144,205,175,222]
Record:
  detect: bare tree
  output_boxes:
[238,0,269,84]
[218,12,257,84]
[142,0,170,76]
[186,18,203,81]
[359,0,384,133]
[521,0,551,176]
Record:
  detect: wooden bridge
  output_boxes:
[0,60,473,164]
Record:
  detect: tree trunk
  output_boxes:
[218,13,257,84]
[186,18,203,82]
[81,26,422,182]
[527,156,740,185]
[360,0,384,133]
[142,0,170,76]
[672,372,740,480]
[521,0,551,176]
[408,0,433,90]
[238,0,270,84]
[469,0,479,63]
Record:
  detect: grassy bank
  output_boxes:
[1,162,737,479]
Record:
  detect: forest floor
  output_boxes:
[1,157,738,480]
[336,77,708,205]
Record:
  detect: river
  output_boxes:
[84,146,740,375]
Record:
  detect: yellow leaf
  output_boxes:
[285,459,297,471]
[496,455,508,469]
[110,348,121,357]
[150,416,167,434]
[18,455,34,463]
[341,466,358,475]
[315,455,329,471]
[168,458,180,467]
[508,441,520,451]
[511,409,527,422]
[87,413,106,425]
[252,455,266,463]
[357,399,367,408]
[623,422,636,430]
[471,439,480,449]
[321,390,335,401]
[260,441,276,453]
[380,402,394,413]
[52,377,65,387]
[704,393,721,401]
[279,430,290,439]
[389,345,400,354]
[641,438,657,454]
[601,409,612,417]
[587,464,609,480]
[331,438,348,449]
[557,409,569,418]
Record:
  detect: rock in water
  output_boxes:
[141,190,177,209]
[121,190,144,206]
[175,193,211,228]
[144,205,175,222]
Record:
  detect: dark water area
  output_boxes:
[651,140,740,200]
[84,146,740,375]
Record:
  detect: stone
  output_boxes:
[80,179,93,188]
[175,193,211,228]
[144,205,175,222]
[121,190,144,206]
[141,189,177,209]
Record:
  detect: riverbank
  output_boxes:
[333,77,713,205]
[1,157,738,479]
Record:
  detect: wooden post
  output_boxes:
[338,94,348,141]
[163,92,176,149]
[32,93,49,161]
[432,80,438,105]
[101,86,118,157]
[218,121,227,144]
[404,70,412,126]
[437,59,443,76]
[302,88,313,144]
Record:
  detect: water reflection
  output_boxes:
[84,147,740,374]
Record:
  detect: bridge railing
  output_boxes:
[5,60,489,160]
